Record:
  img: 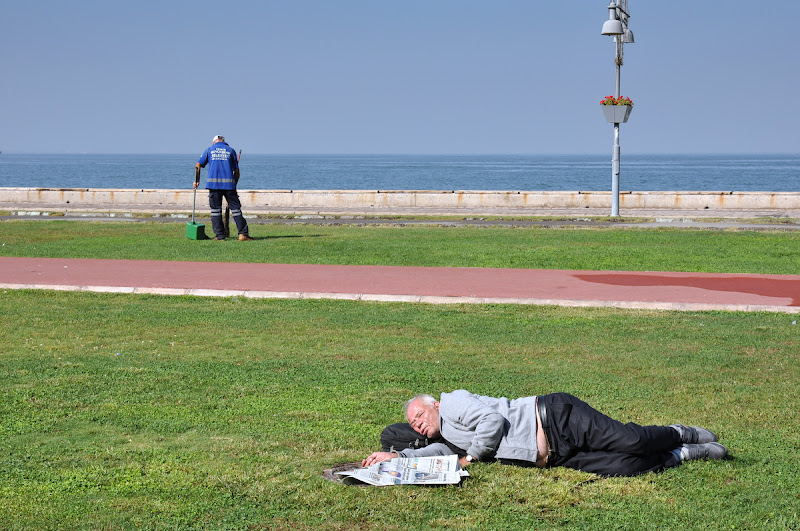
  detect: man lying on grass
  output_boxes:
[363,390,727,477]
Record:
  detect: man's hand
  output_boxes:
[193,181,199,189]
[458,456,471,468]
[361,451,398,467]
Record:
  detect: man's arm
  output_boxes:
[396,442,457,462]
[195,148,209,189]
[232,149,241,185]
[362,441,456,467]
[400,443,473,468]
[444,390,505,462]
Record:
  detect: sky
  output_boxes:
[2,1,798,155]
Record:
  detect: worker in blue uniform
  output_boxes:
[195,135,253,241]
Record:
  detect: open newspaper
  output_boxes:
[335,454,468,486]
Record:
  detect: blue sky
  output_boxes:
[2,1,798,155]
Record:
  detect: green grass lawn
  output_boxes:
[1,293,798,529]
[1,219,799,273]
[1,220,799,529]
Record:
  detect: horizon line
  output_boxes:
[3,151,799,157]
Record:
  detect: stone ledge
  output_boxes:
[1,187,799,218]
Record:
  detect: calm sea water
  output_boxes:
[1,154,798,192]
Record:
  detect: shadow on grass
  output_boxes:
[258,234,324,241]
[215,234,325,241]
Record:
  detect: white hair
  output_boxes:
[403,393,437,414]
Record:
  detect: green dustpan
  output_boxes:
[186,187,208,240]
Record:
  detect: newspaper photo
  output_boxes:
[335,454,469,486]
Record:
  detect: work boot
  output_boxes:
[670,424,718,444]
[680,442,728,461]
[239,234,254,241]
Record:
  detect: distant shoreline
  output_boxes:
[2,152,800,156]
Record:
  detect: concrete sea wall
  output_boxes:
[1,187,799,216]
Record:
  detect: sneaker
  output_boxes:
[680,442,727,461]
[239,234,254,241]
[670,424,718,444]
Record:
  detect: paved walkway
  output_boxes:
[2,256,798,314]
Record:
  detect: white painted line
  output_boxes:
[242,290,304,299]
[300,292,362,301]
[0,283,797,313]
[361,294,422,303]
[134,287,192,296]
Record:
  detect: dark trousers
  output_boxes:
[208,189,249,239]
[539,393,682,477]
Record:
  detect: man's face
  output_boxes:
[406,399,441,439]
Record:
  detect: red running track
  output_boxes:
[1,256,799,313]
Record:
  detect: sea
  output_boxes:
[0,153,798,192]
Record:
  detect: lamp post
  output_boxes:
[601,1,633,217]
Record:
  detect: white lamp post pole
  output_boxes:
[612,43,621,217]
[601,1,633,217]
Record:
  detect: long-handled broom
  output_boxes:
[185,184,208,240]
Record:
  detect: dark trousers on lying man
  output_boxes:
[536,392,683,476]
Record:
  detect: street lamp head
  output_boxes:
[623,28,634,43]
[601,19,624,36]
[601,4,624,36]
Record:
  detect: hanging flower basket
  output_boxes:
[600,96,633,123]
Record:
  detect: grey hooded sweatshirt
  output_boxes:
[398,389,539,463]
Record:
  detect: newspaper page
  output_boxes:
[335,455,469,486]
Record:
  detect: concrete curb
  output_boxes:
[2,187,800,219]
[2,282,797,314]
